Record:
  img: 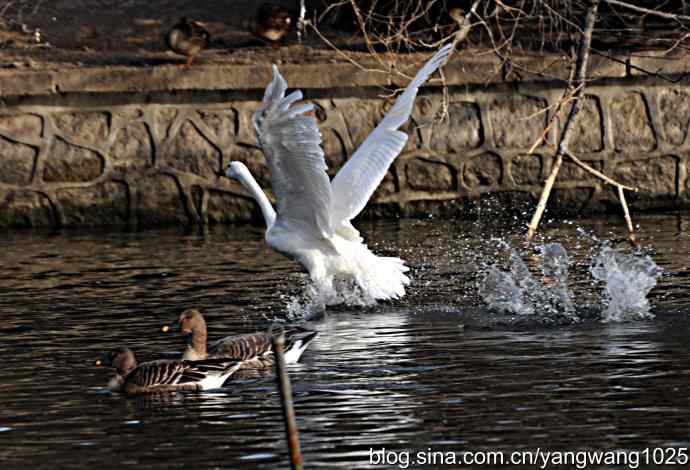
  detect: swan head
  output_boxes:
[226,161,249,180]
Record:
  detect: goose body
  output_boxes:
[226,43,454,303]
[96,346,241,395]
[164,309,317,367]
[165,17,210,67]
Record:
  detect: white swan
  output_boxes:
[226,44,453,302]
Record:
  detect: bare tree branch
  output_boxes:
[605,0,690,22]
[526,0,600,244]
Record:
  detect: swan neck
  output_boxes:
[238,170,276,227]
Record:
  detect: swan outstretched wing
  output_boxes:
[330,44,453,226]
[254,65,333,238]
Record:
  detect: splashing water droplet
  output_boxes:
[478,263,533,315]
[590,244,662,322]
[480,240,661,323]
[285,278,378,320]
[479,242,576,320]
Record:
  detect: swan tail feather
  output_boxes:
[351,245,410,301]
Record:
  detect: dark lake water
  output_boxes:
[2,213,690,469]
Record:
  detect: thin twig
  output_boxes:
[526,0,600,244]
[565,151,636,192]
[271,327,303,470]
[526,83,582,155]
[298,0,306,43]
[305,21,385,74]
[617,185,640,248]
[605,0,690,22]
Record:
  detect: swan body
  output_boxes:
[227,44,453,302]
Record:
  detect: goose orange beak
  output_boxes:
[161,323,180,334]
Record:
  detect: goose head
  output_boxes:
[177,308,207,336]
[96,346,138,376]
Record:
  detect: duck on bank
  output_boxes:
[165,17,210,67]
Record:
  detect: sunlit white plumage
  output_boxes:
[227,44,453,302]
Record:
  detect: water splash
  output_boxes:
[285,279,377,320]
[590,244,662,322]
[479,242,575,319]
[480,241,661,323]
[541,243,575,316]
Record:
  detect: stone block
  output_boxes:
[490,95,547,149]
[614,155,678,197]
[0,190,54,227]
[154,108,179,141]
[658,89,690,146]
[0,136,37,185]
[197,109,238,145]
[56,181,129,225]
[430,102,482,152]
[43,138,104,183]
[511,154,543,185]
[207,190,256,223]
[610,93,656,152]
[165,121,221,178]
[570,96,604,153]
[0,114,42,140]
[110,121,153,172]
[560,160,603,184]
[335,99,382,149]
[54,112,109,146]
[135,174,188,225]
[405,157,454,191]
[464,152,503,189]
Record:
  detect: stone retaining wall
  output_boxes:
[1,55,689,227]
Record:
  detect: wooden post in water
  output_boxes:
[271,327,303,470]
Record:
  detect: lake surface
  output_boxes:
[2,214,690,469]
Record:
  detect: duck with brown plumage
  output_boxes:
[165,17,210,67]
[162,309,318,368]
[95,346,241,395]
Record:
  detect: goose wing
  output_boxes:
[254,65,333,238]
[209,328,317,362]
[124,360,187,388]
[178,358,242,384]
[209,332,273,361]
[329,44,453,228]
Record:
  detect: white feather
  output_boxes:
[330,43,453,226]
[196,362,242,391]
[227,44,453,302]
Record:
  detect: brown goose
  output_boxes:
[162,309,318,368]
[252,3,293,47]
[95,346,241,395]
[165,17,210,67]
